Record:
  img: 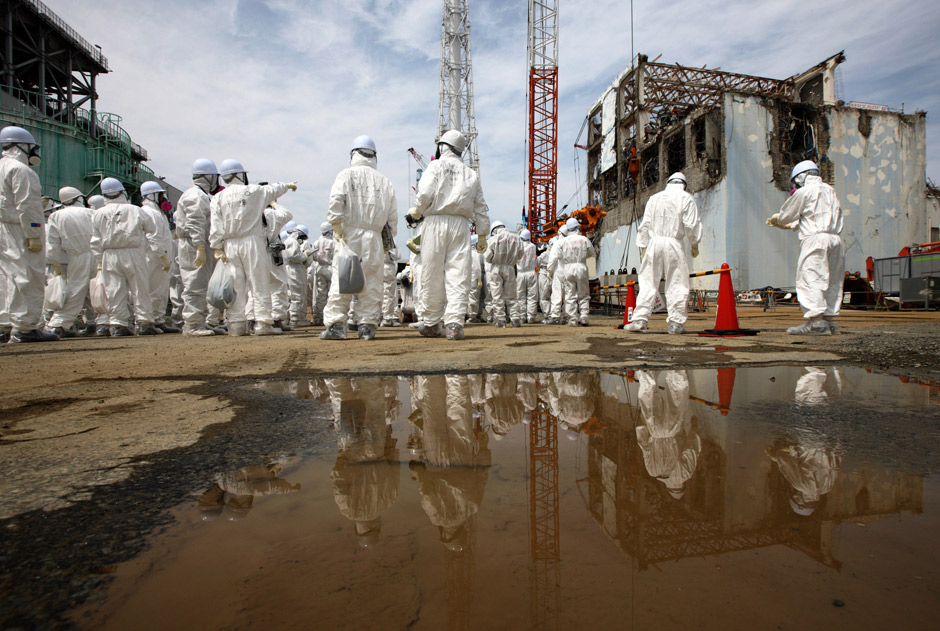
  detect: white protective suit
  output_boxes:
[554,371,597,430]
[467,248,483,320]
[413,145,489,327]
[167,235,184,327]
[772,442,840,514]
[45,201,94,329]
[635,370,701,498]
[633,183,703,325]
[557,232,596,322]
[776,174,845,319]
[513,239,538,322]
[547,235,567,320]
[485,373,524,438]
[324,153,397,327]
[0,145,45,332]
[795,366,843,405]
[250,205,293,325]
[311,233,335,325]
[537,248,552,315]
[381,248,400,322]
[90,195,161,328]
[484,229,523,324]
[284,231,314,324]
[139,199,173,323]
[175,182,222,330]
[208,183,291,326]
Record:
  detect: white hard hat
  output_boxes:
[192,158,219,176]
[520,229,531,241]
[320,221,332,235]
[438,129,466,154]
[667,172,687,186]
[0,125,37,146]
[283,220,298,233]
[58,186,84,205]
[351,135,376,154]
[100,177,125,196]
[87,194,106,209]
[789,496,816,516]
[790,160,819,182]
[296,224,309,237]
[279,230,289,242]
[565,218,580,233]
[490,220,505,235]
[140,181,166,196]
[219,158,246,176]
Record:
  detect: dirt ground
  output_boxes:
[2,305,940,629]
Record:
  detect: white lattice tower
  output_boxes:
[439,0,480,173]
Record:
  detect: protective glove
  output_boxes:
[405,207,423,229]
[160,254,171,272]
[287,181,298,192]
[26,237,42,253]
[766,213,783,228]
[477,279,483,289]
[406,235,421,255]
[194,244,207,268]
[52,262,64,276]
[214,248,228,263]
[97,262,102,271]
[639,247,646,261]
[476,234,487,254]
[690,243,699,258]
[331,221,345,243]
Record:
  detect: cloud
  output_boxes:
[42,0,940,245]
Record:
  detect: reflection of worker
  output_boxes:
[516,372,538,412]
[197,456,301,521]
[795,366,843,405]
[485,373,524,439]
[635,370,701,499]
[327,377,401,547]
[554,371,597,430]
[411,375,491,534]
[769,442,840,516]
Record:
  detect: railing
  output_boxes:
[22,0,109,70]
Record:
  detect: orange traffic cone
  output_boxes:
[700,264,758,337]
[716,367,736,416]
[617,282,637,329]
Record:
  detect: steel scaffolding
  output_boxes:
[526,0,558,242]
[438,0,480,173]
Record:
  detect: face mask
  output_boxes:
[27,145,41,167]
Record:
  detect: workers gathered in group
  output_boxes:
[0,122,848,344]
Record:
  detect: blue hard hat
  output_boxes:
[351,135,376,153]
[100,177,126,195]
[0,125,37,146]
[192,158,219,176]
[140,181,166,196]
[219,158,246,176]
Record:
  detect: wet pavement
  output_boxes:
[1,366,930,630]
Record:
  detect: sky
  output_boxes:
[45,0,940,248]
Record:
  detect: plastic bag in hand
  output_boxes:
[207,260,237,309]
[89,272,108,314]
[336,241,364,294]
[44,275,67,311]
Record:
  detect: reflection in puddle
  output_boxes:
[85,367,938,629]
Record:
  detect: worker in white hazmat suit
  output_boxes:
[0,125,57,343]
[627,172,703,334]
[208,159,296,336]
[794,366,843,405]
[248,203,294,332]
[536,242,552,319]
[513,229,538,324]
[176,159,224,336]
[139,181,178,333]
[635,370,701,499]
[380,247,401,326]
[284,223,314,326]
[90,178,164,336]
[406,130,490,340]
[87,195,105,210]
[484,221,524,328]
[328,377,400,547]
[767,160,845,335]
[543,229,569,325]
[311,221,334,325]
[769,439,840,517]
[167,211,184,330]
[557,218,596,326]
[45,186,95,337]
[466,233,484,322]
[320,135,398,341]
[554,371,597,430]
[485,373,524,439]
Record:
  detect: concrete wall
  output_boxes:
[597,96,930,291]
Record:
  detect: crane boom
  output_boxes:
[526,0,559,243]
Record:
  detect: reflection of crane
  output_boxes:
[526,0,559,243]
[528,391,560,629]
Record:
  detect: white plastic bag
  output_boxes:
[336,241,364,294]
[207,261,236,309]
[89,272,108,314]
[44,275,67,311]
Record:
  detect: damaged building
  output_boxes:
[587,52,932,291]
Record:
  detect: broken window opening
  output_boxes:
[642,147,659,188]
[666,132,686,175]
[589,110,603,144]
[693,118,707,159]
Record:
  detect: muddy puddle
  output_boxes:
[75,367,939,629]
